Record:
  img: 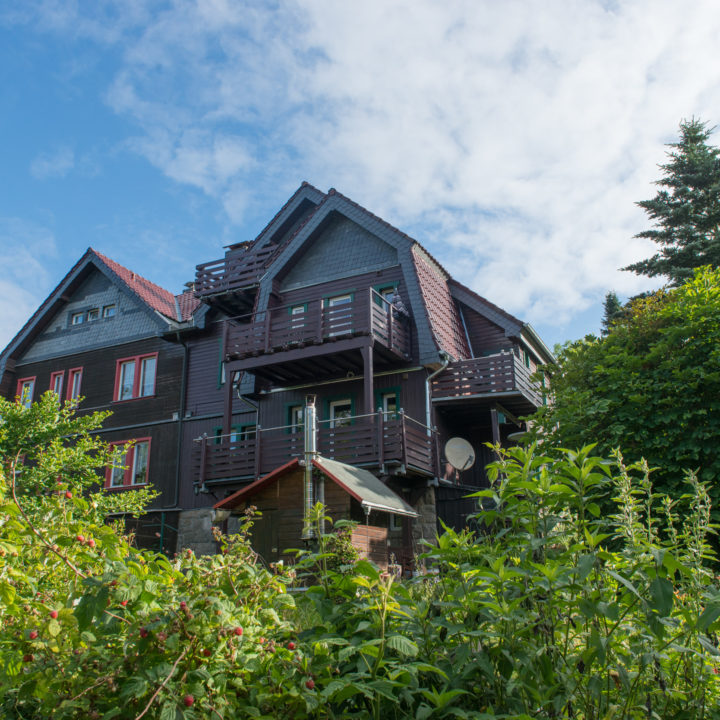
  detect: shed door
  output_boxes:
[250,508,279,563]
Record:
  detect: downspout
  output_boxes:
[167,333,189,509]
[301,394,318,539]
[425,351,450,435]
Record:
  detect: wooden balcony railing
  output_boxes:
[193,410,438,486]
[195,245,277,297]
[223,289,411,361]
[431,351,544,407]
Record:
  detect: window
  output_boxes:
[67,368,83,401]
[214,424,256,444]
[49,371,64,398]
[16,377,35,408]
[105,438,151,488]
[325,294,354,337]
[217,341,225,388]
[390,514,403,531]
[523,349,532,369]
[288,405,304,433]
[329,398,353,428]
[71,312,84,325]
[373,283,397,307]
[103,305,116,318]
[114,353,157,401]
[87,308,99,321]
[375,387,400,420]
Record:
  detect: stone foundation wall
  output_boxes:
[176,508,216,555]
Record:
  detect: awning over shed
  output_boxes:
[313,457,419,518]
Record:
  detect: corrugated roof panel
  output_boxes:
[314,457,418,518]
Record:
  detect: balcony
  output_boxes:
[193,410,438,487]
[223,290,411,380]
[431,351,545,418]
[195,245,277,298]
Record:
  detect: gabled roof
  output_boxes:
[93,250,179,319]
[0,248,196,387]
[214,456,418,518]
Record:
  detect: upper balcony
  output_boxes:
[193,410,438,488]
[223,289,412,382]
[431,350,545,419]
[194,245,277,313]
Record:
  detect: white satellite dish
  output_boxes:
[444,437,476,471]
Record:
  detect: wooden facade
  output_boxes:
[0,184,553,563]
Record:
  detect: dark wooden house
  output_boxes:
[182,183,554,567]
[0,249,200,552]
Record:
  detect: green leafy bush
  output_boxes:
[2,395,719,718]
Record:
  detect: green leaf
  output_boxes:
[385,635,418,658]
[649,576,674,617]
[697,602,720,631]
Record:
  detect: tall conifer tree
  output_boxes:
[624,119,720,284]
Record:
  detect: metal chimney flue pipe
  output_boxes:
[302,394,317,539]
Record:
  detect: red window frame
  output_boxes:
[104,437,151,489]
[66,367,83,401]
[113,353,158,402]
[16,377,36,407]
[49,371,64,397]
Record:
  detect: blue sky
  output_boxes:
[2,1,720,352]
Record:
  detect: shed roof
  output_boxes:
[214,456,418,518]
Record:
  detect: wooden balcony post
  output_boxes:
[222,375,233,436]
[316,298,323,343]
[388,302,394,352]
[254,426,262,479]
[361,344,374,415]
[377,408,385,468]
[400,408,407,469]
[433,427,441,478]
[264,309,271,353]
[199,434,208,488]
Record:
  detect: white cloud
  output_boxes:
[30,146,75,179]
[0,218,58,349]
[11,0,720,338]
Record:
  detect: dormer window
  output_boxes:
[87,308,99,321]
[71,312,84,325]
[103,305,116,318]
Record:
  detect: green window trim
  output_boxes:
[321,290,356,307]
[287,303,308,315]
[285,403,305,434]
[212,423,256,443]
[323,394,356,425]
[372,283,397,307]
[374,386,401,416]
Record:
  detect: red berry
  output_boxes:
[87,539,96,548]
[65,491,72,499]
[23,654,34,663]
[120,600,128,607]
[202,648,211,657]
[258,637,265,644]
[305,679,315,690]
[234,626,243,636]
[49,610,58,620]
[179,601,187,610]
[139,627,148,638]
[76,535,85,543]
[183,694,194,707]
[29,630,38,640]
[287,641,296,650]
